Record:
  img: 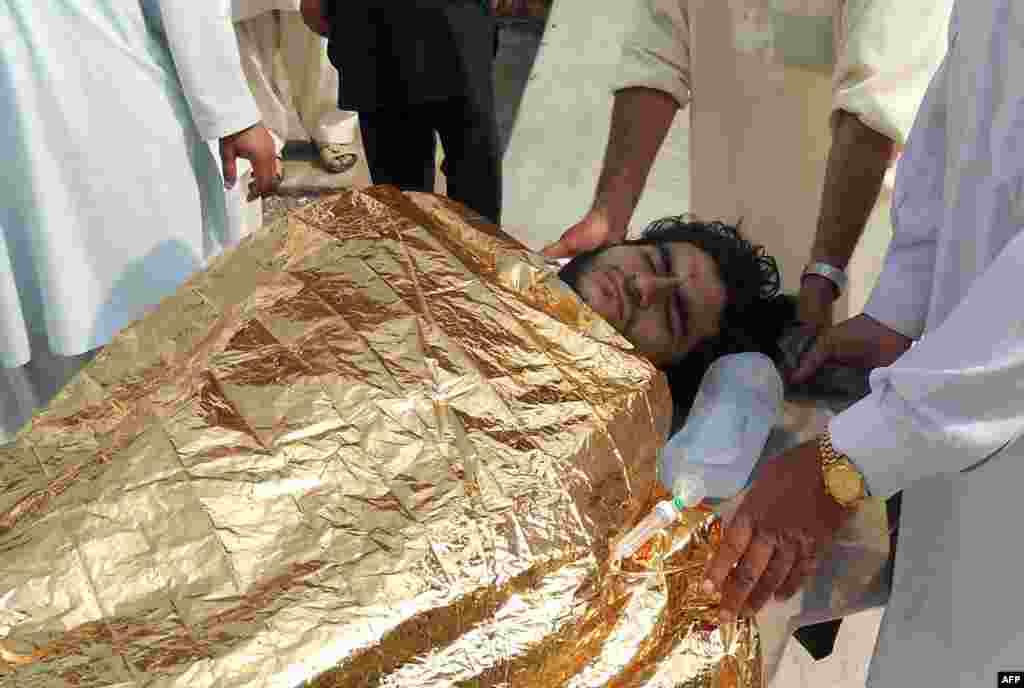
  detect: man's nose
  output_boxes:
[630,273,685,308]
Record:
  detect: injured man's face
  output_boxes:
[564,240,727,365]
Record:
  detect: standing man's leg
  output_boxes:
[433,95,502,224]
[358,107,437,192]
[433,2,502,224]
[235,12,288,160]
[279,11,359,173]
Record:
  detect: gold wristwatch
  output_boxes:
[818,430,868,508]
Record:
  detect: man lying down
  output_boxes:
[556,215,865,427]
[0,193,886,686]
[556,215,886,662]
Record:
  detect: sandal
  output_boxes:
[318,143,359,174]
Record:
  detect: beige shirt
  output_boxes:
[614,0,952,301]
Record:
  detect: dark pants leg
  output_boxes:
[358,109,437,193]
[430,95,502,224]
[358,101,501,225]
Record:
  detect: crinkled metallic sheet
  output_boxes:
[0,187,760,688]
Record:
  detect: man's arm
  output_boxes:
[798,0,953,326]
[799,110,895,322]
[830,229,1024,498]
[155,1,277,196]
[541,0,690,258]
[591,87,680,241]
[156,0,261,141]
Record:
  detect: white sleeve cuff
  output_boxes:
[828,387,932,498]
[831,0,952,146]
[612,46,691,109]
[197,109,263,143]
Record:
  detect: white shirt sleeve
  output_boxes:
[832,0,953,145]
[830,230,1024,498]
[612,0,692,108]
[156,0,262,141]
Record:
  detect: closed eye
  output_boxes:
[656,245,672,276]
[657,245,689,343]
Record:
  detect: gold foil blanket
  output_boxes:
[0,187,763,688]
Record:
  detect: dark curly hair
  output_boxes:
[559,216,797,431]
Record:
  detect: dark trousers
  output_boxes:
[358,95,502,225]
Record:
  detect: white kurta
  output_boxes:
[1,1,260,436]
[613,0,951,306]
[234,9,358,153]
[829,2,1024,684]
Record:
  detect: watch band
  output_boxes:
[818,430,868,508]
[802,262,848,295]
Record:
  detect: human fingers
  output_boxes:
[540,234,577,259]
[220,141,238,191]
[789,332,833,385]
[714,530,779,623]
[774,554,821,601]
[248,148,277,201]
[743,538,798,614]
[702,511,753,599]
[541,220,596,258]
[542,211,614,258]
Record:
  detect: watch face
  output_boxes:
[826,462,864,506]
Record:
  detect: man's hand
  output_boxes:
[790,313,912,385]
[300,0,329,36]
[541,207,624,259]
[702,440,853,622]
[796,275,837,331]
[492,0,526,13]
[219,123,278,201]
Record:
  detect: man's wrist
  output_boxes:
[591,196,631,242]
[800,273,840,303]
[818,430,869,508]
[801,262,848,299]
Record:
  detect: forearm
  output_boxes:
[831,230,1024,498]
[157,1,260,140]
[592,87,679,240]
[810,109,895,268]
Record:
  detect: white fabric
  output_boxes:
[0,335,96,445]
[235,10,357,153]
[612,0,951,300]
[1,1,260,434]
[828,2,1024,684]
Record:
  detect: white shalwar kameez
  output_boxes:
[233,1,357,155]
[614,0,953,307]
[0,1,262,441]
[828,2,1024,684]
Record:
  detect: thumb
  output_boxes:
[542,223,590,259]
[248,149,278,198]
[541,236,575,259]
[790,335,832,385]
[220,140,238,190]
